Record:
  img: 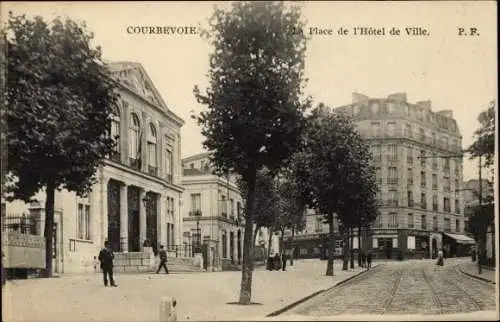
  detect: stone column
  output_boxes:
[158,193,167,247]
[139,189,147,248]
[101,175,109,244]
[120,183,128,252]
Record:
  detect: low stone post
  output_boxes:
[159,296,177,322]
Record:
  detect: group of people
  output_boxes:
[357,250,373,269]
[266,252,289,271]
[94,241,170,287]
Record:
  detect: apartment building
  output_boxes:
[335,92,472,259]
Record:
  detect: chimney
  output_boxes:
[387,93,407,102]
[438,110,453,118]
[352,92,369,103]
[416,100,432,111]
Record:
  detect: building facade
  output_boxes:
[181,153,245,270]
[5,61,185,273]
[335,92,468,259]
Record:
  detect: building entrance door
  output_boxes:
[128,187,140,252]
[230,231,235,263]
[145,192,158,252]
[107,181,121,252]
[385,239,393,259]
[237,230,242,265]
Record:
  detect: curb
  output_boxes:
[457,265,496,285]
[265,264,380,317]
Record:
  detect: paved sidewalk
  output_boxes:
[458,261,496,284]
[2,259,370,322]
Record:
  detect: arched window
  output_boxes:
[147,123,157,175]
[129,113,141,160]
[110,105,121,157]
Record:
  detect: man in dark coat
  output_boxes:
[98,241,117,287]
[156,245,169,274]
[366,252,372,270]
[281,252,287,271]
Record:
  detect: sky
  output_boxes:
[2,1,497,181]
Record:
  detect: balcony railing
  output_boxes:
[387,178,398,185]
[408,223,414,229]
[433,226,438,232]
[148,165,158,176]
[421,224,427,230]
[433,204,438,211]
[407,156,414,163]
[408,201,414,207]
[421,203,427,210]
[189,210,202,217]
[221,212,228,218]
[129,157,141,170]
[432,184,438,190]
[367,131,462,152]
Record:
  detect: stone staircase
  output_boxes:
[113,251,204,273]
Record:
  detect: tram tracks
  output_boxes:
[421,267,444,315]
[381,267,406,314]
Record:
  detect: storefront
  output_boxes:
[442,232,475,257]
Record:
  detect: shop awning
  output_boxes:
[444,233,475,244]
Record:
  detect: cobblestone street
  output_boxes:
[284,259,497,317]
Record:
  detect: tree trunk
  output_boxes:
[357,226,362,267]
[43,182,56,277]
[290,226,295,266]
[349,227,354,269]
[325,213,335,276]
[342,229,349,271]
[239,171,256,305]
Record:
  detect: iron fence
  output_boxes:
[2,215,39,235]
[166,244,195,258]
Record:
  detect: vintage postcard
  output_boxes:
[1,1,498,321]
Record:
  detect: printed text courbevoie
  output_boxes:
[126,26,197,35]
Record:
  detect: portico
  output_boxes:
[98,166,182,253]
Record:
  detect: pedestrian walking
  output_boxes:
[436,248,444,266]
[98,241,117,287]
[274,253,281,271]
[281,252,287,271]
[366,252,372,270]
[156,245,169,274]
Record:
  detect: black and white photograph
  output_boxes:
[1,1,498,321]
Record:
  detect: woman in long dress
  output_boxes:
[436,248,444,266]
